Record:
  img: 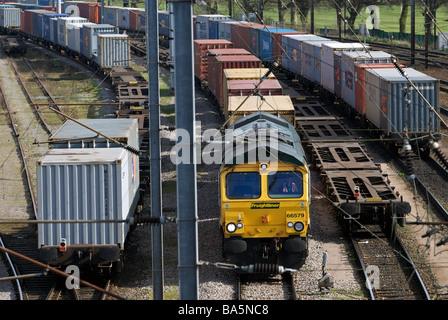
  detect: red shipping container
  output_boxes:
[193,39,233,80]
[355,63,405,115]
[223,79,283,112]
[231,22,264,53]
[207,55,261,107]
[21,10,25,32]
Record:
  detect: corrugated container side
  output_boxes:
[301,40,333,84]
[57,16,88,47]
[354,63,401,115]
[258,28,296,62]
[208,55,261,107]
[364,68,439,136]
[88,3,101,24]
[234,22,265,53]
[103,6,119,26]
[249,26,262,57]
[117,7,130,30]
[281,34,326,76]
[341,51,393,109]
[321,42,369,94]
[98,34,130,67]
[193,39,233,80]
[67,22,94,53]
[42,13,67,41]
[76,1,91,20]
[272,31,304,64]
[0,7,21,27]
[37,148,139,248]
[81,23,117,59]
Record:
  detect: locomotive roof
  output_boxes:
[222,111,306,167]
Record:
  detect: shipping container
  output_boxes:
[0,7,21,27]
[67,22,94,53]
[42,13,67,41]
[103,6,119,26]
[81,23,117,60]
[340,51,393,108]
[258,27,297,62]
[128,7,145,32]
[364,68,439,137]
[37,148,139,251]
[301,40,335,85]
[207,55,261,107]
[88,3,101,24]
[321,42,369,95]
[354,63,402,115]
[225,95,295,126]
[196,14,230,39]
[117,6,131,30]
[49,119,139,150]
[223,79,283,114]
[76,1,92,20]
[157,10,169,36]
[193,39,233,80]
[223,68,276,88]
[217,19,237,42]
[209,17,232,39]
[57,16,87,47]
[280,34,327,76]
[230,21,265,53]
[63,1,83,16]
[97,33,130,67]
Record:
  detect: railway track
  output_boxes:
[275,69,434,300]
[351,225,430,300]
[0,52,55,299]
[47,276,111,300]
[237,272,298,300]
[0,48,123,300]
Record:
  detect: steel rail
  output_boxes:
[0,236,23,300]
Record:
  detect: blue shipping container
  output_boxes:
[258,27,296,61]
[43,13,68,41]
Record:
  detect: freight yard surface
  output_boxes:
[1,0,448,302]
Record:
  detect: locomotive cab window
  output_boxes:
[268,171,303,198]
[226,172,261,199]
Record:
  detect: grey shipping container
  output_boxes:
[96,33,130,67]
[340,50,393,108]
[364,67,439,138]
[81,23,117,60]
[301,40,336,85]
[320,42,369,95]
[57,16,87,47]
[48,118,139,150]
[0,7,21,27]
[67,22,95,53]
[37,148,140,250]
[280,34,327,76]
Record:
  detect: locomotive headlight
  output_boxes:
[237,222,243,229]
[287,221,294,228]
[226,223,237,233]
[294,222,304,232]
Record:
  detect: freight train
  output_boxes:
[0,3,432,273]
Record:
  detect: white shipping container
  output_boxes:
[0,8,21,28]
[37,148,139,249]
[97,33,130,67]
[57,16,87,47]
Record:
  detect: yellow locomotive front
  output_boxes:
[219,112,310,272]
